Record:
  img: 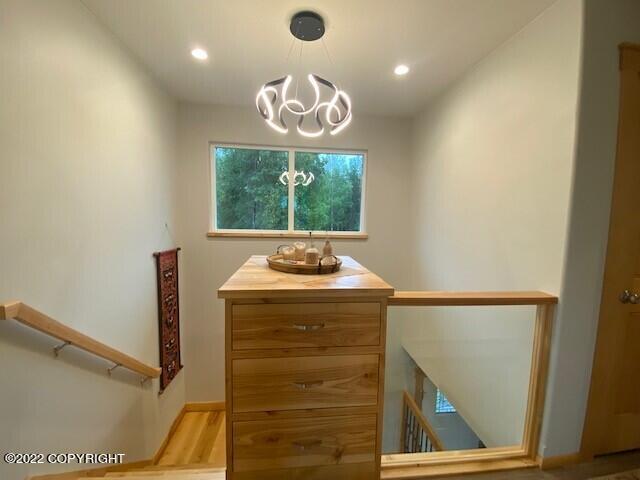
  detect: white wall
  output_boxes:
[383,305,536,452]
[403,306,535,447]
[540,0,640,458]
[382,351,483,453]
[405,0,582,454]
[422,375,480,451]
[175,103,413,401]
[0,1,184,479]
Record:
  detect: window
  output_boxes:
[211,144,366,236]
[435,388,456,414]
[213,146,289,231]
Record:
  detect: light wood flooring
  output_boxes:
[80,409,227,480]
[148,413,639,479]
[86,411,640,480]
[439,451,640,480]
[155,410,226,467]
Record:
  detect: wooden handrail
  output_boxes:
[0,301,161,379]
[389,291,558,307]
[401,390,445,452]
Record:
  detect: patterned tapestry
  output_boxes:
[154,248,183,393]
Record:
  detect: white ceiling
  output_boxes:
[83,0,556,117]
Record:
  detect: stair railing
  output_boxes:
[400,390,445,453]
[0,301,161,382]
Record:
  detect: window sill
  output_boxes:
[207,231,368,240]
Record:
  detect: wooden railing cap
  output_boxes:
[389,291,558,307]
[0,301,22,320]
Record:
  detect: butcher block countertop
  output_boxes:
[218,255,394,299]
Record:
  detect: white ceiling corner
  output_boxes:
[83,0,556,117]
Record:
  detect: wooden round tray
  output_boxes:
[267,254,342,275]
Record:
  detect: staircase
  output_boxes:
[82,466,225,480]
[400,390,444,453]
[76,409,226,480]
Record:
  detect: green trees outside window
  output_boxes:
[215,147,288,230]
[213,146,365,233]
[294,151,363,232]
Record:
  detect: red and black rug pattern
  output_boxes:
[154,248,183,393]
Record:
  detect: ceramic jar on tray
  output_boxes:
[268,236,340,275]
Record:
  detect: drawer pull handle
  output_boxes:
[292,439,322,451]
[292,323,325,332]
[293,380,324,390]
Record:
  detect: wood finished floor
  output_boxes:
[440,451,640,480]
[155,410,226,467]
[150,411,640,480]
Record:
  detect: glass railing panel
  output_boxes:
[383,304,536,454]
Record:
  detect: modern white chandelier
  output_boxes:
[278,170,315,186]
[256,11,352,137]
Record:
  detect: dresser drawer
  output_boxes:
[233,415,376,472]
[232,302,380,350]
[231,463,376,480]
[232,355,379,413]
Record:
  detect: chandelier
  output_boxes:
[279,170,315,186]
[256,11,352,137]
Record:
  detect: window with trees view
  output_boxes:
[211,145,366,234]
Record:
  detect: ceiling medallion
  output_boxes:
[256,11,352,137]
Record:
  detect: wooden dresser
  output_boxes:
[218,255,394,480]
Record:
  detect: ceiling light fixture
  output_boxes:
[191,48,208,60]
[394,64,410,76]
[256,11,352,137]
[279,170,315,186]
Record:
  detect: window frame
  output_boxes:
[208,142,368,239]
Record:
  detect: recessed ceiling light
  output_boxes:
[191,48,208,60]
[394,64,409,76]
